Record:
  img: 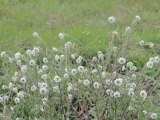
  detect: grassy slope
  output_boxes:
[0,0,160,65]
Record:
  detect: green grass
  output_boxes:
[0,0,160,64]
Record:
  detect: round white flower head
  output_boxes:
[64,73,69,79]
[1,51,7,57]
[71,69,77,75]
[148,42,154,48]
[108,16,116,23]
[76,56,83,64]
[92,57,98,62]
[26,49,32,56]
[140,90,147,100]
[150,113,157,119]
[42,65,48,71]
[43,57,48,64]
[54,75,61,83]
[154,56,160,63]
[146,61,153,68]
[78,66,84,73]
[12,87,18,93]
[31,85,37,91]
[39,87,48,94]
[29,60,36,67]
[105,79,112,85]
[114,78,123,86]
[33,32,39,38]
[64,41,72,49]
[12,76,17,82]
[143,110,147,115]
[125,27,131,32]
[130,66,137,72]
[92,69,98,74]
[53,86,60,92]
[122,66,126,71]
[15,52,21,60]
[52,47,58,52]
[98,53,104,61]
[16,60,21,66]
[113,92,120,98]
[106,89,114,96]
[17,91,25,99]
[135,15,141,22]
[67,86,73,92]
[118,57,126,64]
[8,82,14,89]
[83,79,90,86]
[131,83,136,88]
[38,69,43,75]
[55,55,61,62]
[15,97,20,104]
[58,33,65,40]
[93,82,100,89]
[33,47,40,54]
[20,77,27,84]
[68,94,73,100]
[41,74,48,80]
[126,62,133,68]
[139,40,145,47]
[21,65,27,74]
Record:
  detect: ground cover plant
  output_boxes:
[1,15,160,119]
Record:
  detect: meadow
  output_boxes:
[0,0,160,120]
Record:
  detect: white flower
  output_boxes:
[143,110,147,115]
[122,66,126,71]
[58,33,65,40]
[64,73,69,78]
[52,47,58,52]
[92,57,98,62]
[113,92,120,98]
[76,56,83,64]
[42,65,48,71]
[140,90,147,100]
[12,87,18,93]
[33,32,39,38]
[125,27,131,32]
[29,60,36,66]
[33,47,40,54]
[114,78,123,86]
[83,79,90,86]
[54,75,61,83]
[20,77,27,84]
[26,49,32,56]
[78,66,84,73]
[118,57,126,64]
[71,54,76,59]
[15,52,21,60]
[154,56,160,63]
[16,60,21,66]
[67,86,73,92]
[1,51,7,57]
[15,97,20,104]
[150,113,157,119]
[71,69,77,75]
[101,72,107,78]
[41,74,48,80]
[17,91,25,99]
[93,82,100,89]
[38,69,43,75]
[55,55,61,62]
[8,82,14,89]
[53,86,59,92]
[65,42,72,49]
[98,53,104,61]
[91,69,98,74]
[38,82,48,88]
[21,65,27,74]
[106,89,113,96]
[68,94,73,100]
[39,87,48,94]
[132,74,136,80]
[31,85,37,91]
[108,16,116,23]
[2,85,8,90]
[105,79,112,85]
[43,57,48,64]
[130,66,137,71]
[146,61,153,68]
[126,62,133,68]
[131,83,136,88]
[139,40,145,47]
[135,15,141,22]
